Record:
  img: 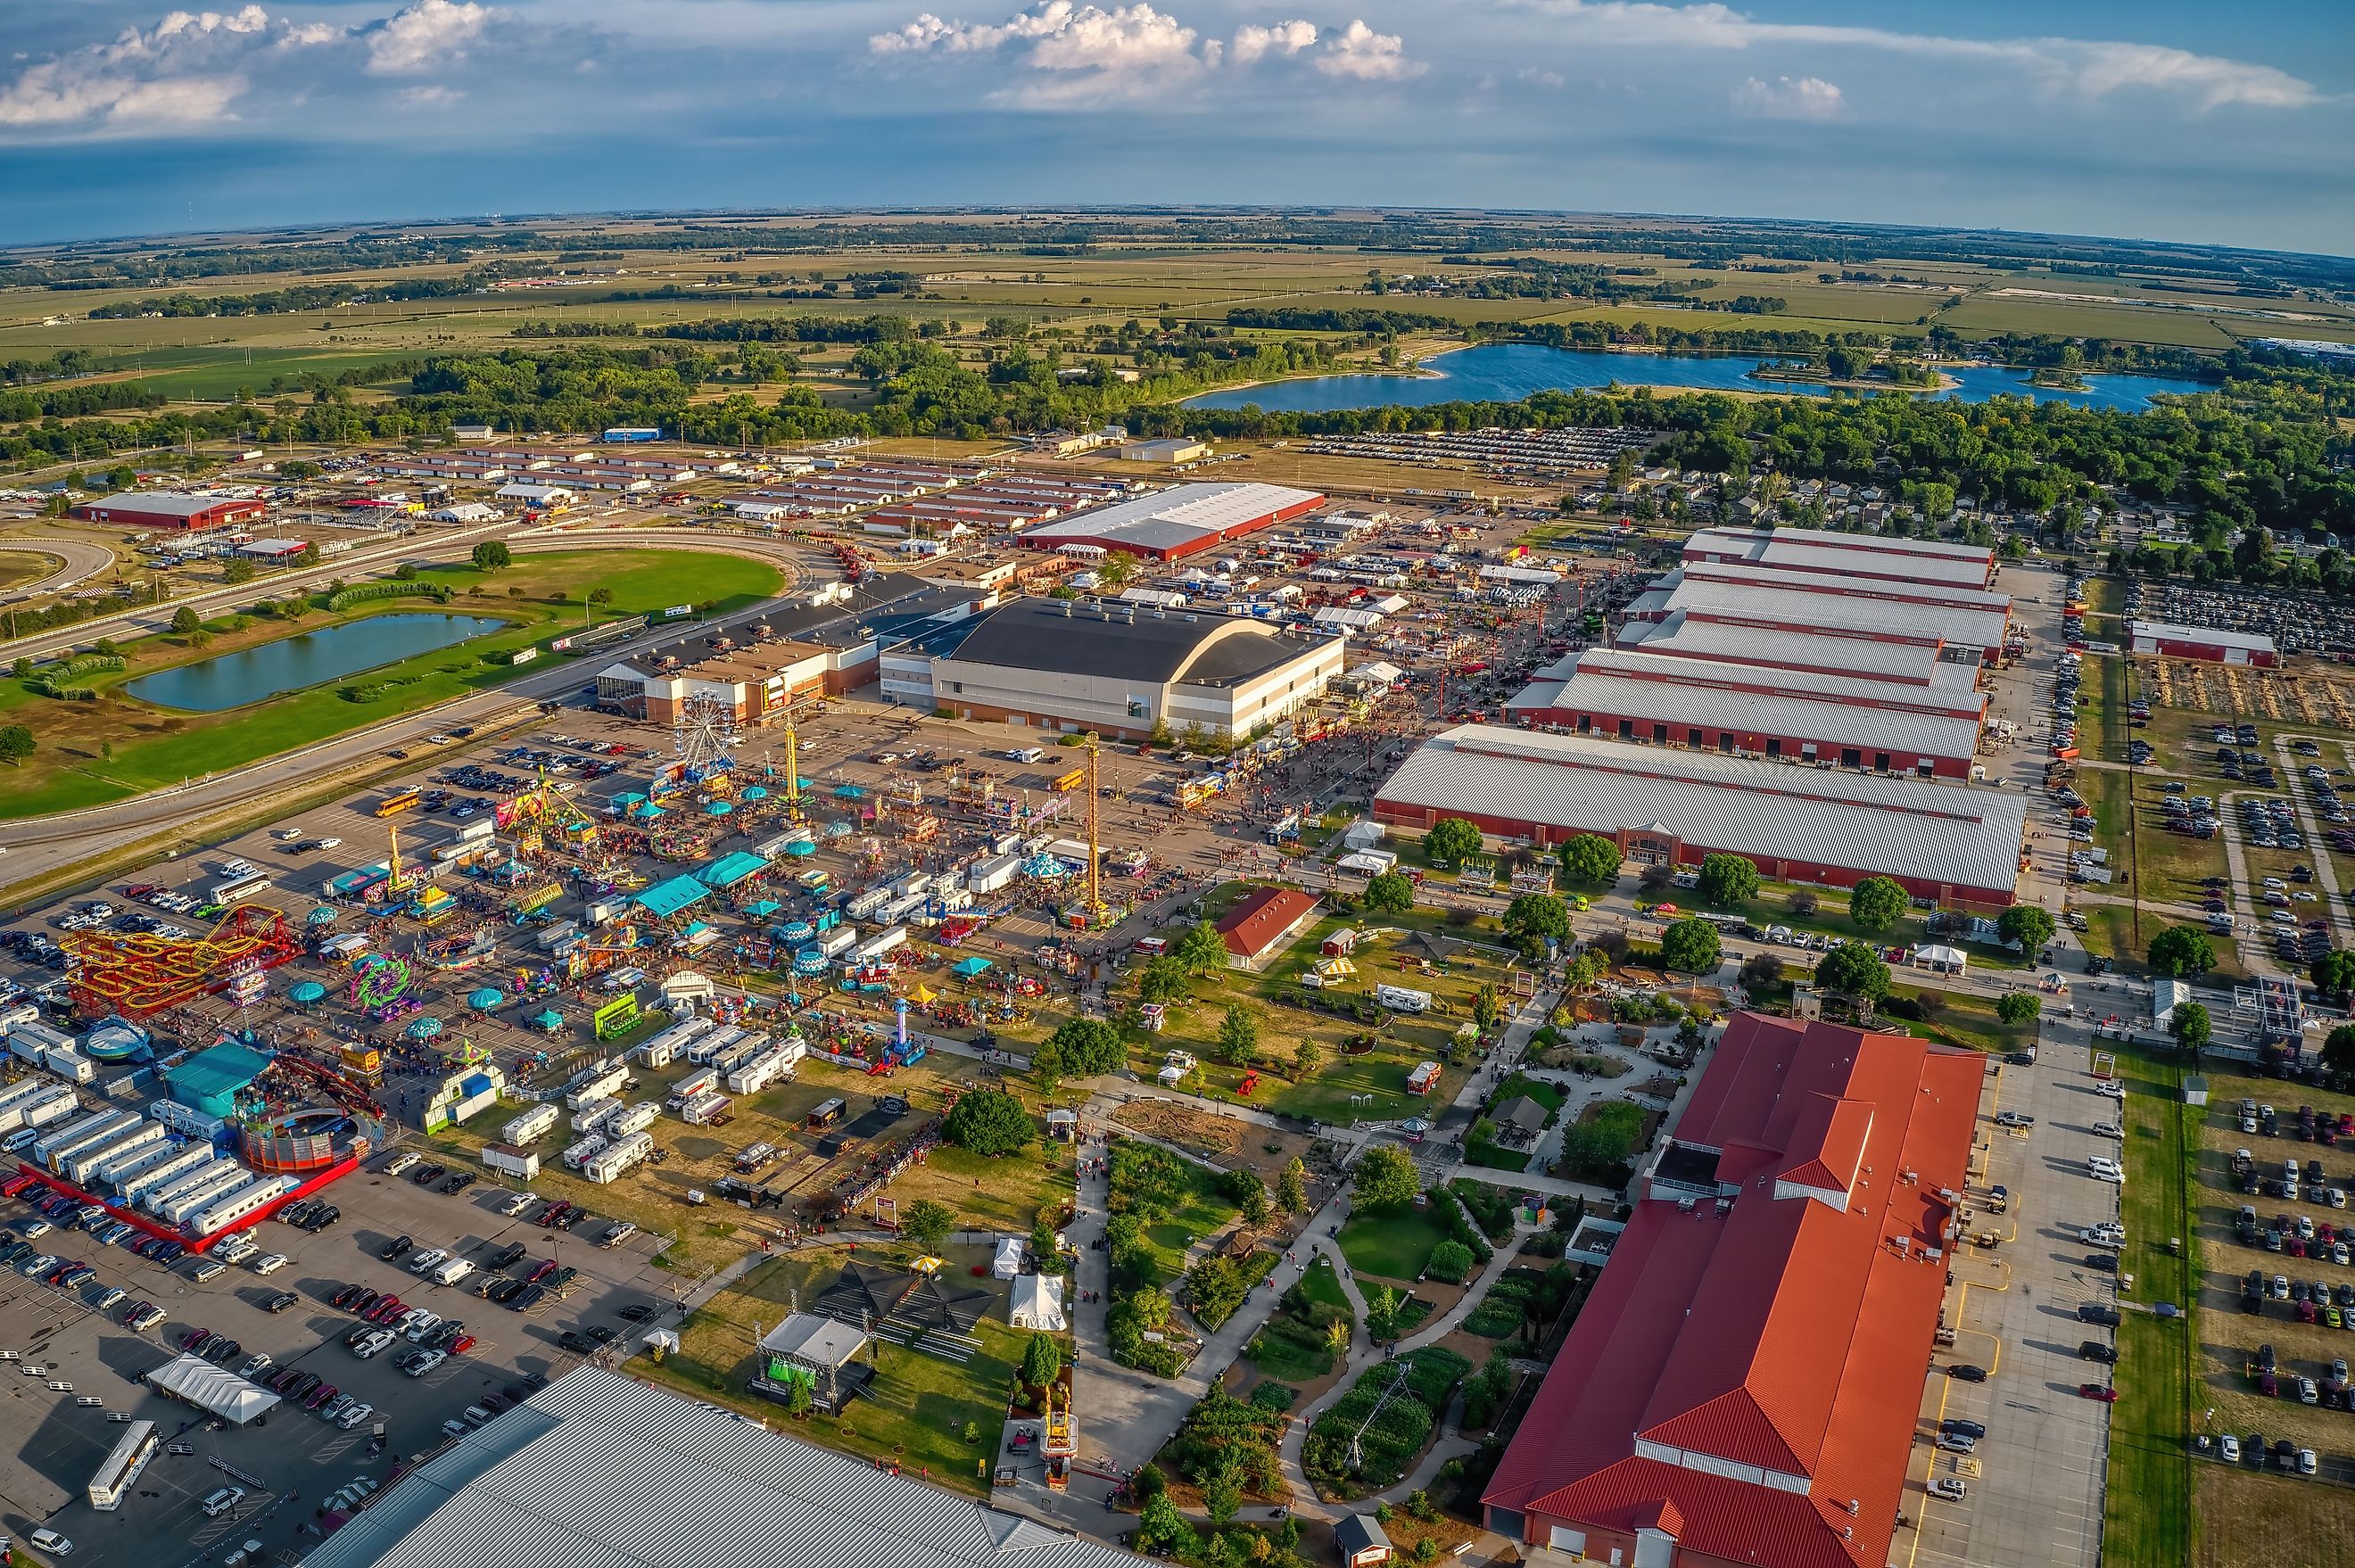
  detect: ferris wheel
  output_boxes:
[673,694,740,783]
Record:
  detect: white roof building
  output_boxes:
[293,1367,1145,1568]
[146,1353,281,1424]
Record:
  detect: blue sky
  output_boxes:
[0,0,2348,254]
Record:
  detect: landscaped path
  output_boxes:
[1272,1209,1531,1523]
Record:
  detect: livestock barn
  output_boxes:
[1373,726,2026,907]
[73,491,265,532]
[1018,482,1324,563]
[2127,619,2278,667]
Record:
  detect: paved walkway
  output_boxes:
[1272,1207,1532,1523]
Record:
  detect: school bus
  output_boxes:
[1051,767,1087,793]
[375,787,421,818]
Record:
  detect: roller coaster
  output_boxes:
[63,905,302,1019]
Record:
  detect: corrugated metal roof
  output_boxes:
[1682,557,2011,613]
[1571,648,1985,723]
[1687,524,1995,567]
[1510,659,1983,763]
[298,1367,1146,1568]
[2128,619,2276,654]
[1375,728,2026,893]
[1022,483,1318,552]
[1665,579,2010,649]
[1620,613,1952,687]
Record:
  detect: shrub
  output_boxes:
[1425,1239,1475,1283]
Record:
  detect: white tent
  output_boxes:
[993,1236,1025,1280]
[1911,944,1969,976]
[1009,1274,1067,1332]
[145,1353,282,1425]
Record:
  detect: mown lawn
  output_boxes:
[0,549,781,816]
[2103,1046,2195,1568]
[1338,1204,1452,1283]
[640,1247,1025,1497]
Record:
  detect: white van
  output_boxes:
[432,1258,475,1287]
[202,1486,245,1518]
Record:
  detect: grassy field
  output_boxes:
[2103,1046,2196,1568]
[0,548,782,817]
[9,225,2349,426]
[638,1245,1029,1496]
[1337,1204,1454,1284]
[1120,897,1514,1127]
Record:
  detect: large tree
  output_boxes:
[1020,1331,1062,1393]
[1037,1017,1124,1080]
[943,1088,1033,1156]
[2148,925,2216,978]
[1814,943,1892,1002]
[1557,833,1624,884]
[1173,919,1228,976]
[1659,917,1723,976]
[1502,893,1572,959]
[2321,1024,2355,1084]
[471,541,512,570]
[1847,875,1909,933]
[1215,1004,1259,1067]
[1997,905,2057,953]
[1351,1144,1421,1210]
[1695,853,1760,907]
[1137,956,1192,1005]
[1996,992,2042,1027]
[0,725,32,768]
[2170,1000,2212,1052]
[1424,816,1483,865]
[2313,950,2355,1003]
[1363,871,1415,915]
[903,1198,955,1256]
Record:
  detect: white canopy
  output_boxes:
[146,1353,282,1425]
[1912,944,1968,973]
[993,1236,1025,1280]
[1009,1274,1067,1332]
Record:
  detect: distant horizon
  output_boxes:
[5,202,2351,267]
[1,3,2347,254]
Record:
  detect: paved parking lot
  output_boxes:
[1911,1021,2113,1568]
[0,1159,682,1568]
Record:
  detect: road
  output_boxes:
[0,526,814,900]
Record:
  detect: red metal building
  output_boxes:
[73,491,267,532]
[1483,1012,1983,1568]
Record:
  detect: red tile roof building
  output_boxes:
[1212,887,1323,970]
[1483,1012,1982,1568]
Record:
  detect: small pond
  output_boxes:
[127,614,508,712]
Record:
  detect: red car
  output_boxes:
[450,1334,476,1356]
[2078,1383,2120,1402]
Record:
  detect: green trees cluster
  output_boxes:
[1424,817,1483,864]
[941,1088,1032,1156]
[2148,925,2217,978]
[1558,833,1623,884]
[1032,1017,1124,1085]
[1847,876,1909,932]
[1695,853,1759,906]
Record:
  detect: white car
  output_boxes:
[250,1253,288,1275]
[352,1329,397,1359]
[2092,1122,2122,1139]
[29,1528,71,1555]
[335,1400,375,1430]
[2088,1156,2125,1184]
[272,829,304,841]
[2094,1080,2125,1099]
[408,1248,450,1275]
[404,1349,447,1378]
[500,1193,535,1217]
[315,837,342,850]
[383,1152,420,1176]
[2219,1434,2242,1463]
[1928,1476,1968,1501]
[401,1313,444,1342]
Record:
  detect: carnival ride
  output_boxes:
[349,953,420,1020]
[65,904,303,1019]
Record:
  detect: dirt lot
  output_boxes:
[2197,1463,2355,1568]
[1105,1099,1329,1184]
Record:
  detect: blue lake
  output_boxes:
[128,614,508,712]
[1182,342,2212,414]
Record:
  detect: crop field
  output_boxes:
[9,219,2348,409]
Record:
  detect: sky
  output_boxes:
[0,0,2349,254]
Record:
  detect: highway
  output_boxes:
[0,524,817,901]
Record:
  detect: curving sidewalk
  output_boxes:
[1274,1212,1529,1523]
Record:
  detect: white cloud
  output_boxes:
[1730,73,1841,120]
[1312,19,1419,80]
[395,83,465,107]
[363,0,492,76]
[1230,20,1318,65]
[1519,1,2323,111]
[870,6,1419,100]
[0,5,327,129]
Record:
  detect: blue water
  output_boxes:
[128,614,508,712]
[1182,342,2211,414]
